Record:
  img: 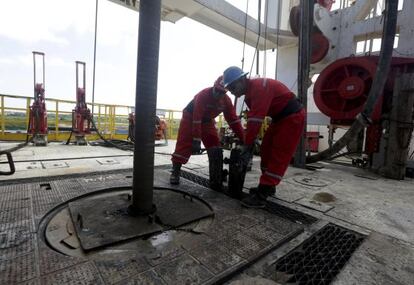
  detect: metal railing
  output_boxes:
[1,93,272,143]
[0,93,187,142]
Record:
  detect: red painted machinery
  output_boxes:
[314,56,414,154]
[128,113,167,144]
[154,115,167,141]
[289,0,331,64]
[29,52,48,146]
[317,0,334,10]
[72,61,91,145]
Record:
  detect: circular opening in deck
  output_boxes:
[41,187,214,258]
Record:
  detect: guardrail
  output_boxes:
[1,94,271,144]
[0,93,188,141]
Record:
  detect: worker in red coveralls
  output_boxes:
[170,76,245,191]
[222,66,305,208]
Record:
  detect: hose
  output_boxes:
[89,118,173,156]
[307,0,399,163]
[1,111,33,153]
[90,118,136,151]
[65,130,73,145]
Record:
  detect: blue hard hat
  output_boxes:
[222,66,248,88]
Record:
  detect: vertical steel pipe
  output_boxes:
[131,0,161,214]
[293,0,313,167]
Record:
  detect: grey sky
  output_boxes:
[0,0,276,113]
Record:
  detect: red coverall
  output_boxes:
[244,78,305,186]
[172,87,244,164]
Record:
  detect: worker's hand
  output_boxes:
[239,144,253,167]
[191,139,202,154]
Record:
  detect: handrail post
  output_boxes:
[55,101,59,140]
[112,106,116,139]
[168,111,173,140]
[26,98,31,133]
[98,105,101,132]
[1,96,5,136]
[104,105,108,138]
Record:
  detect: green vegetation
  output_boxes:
[3,112,27,130]
[1,112,181,138]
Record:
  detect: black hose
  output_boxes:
[65,131,73,145]
[325,151,361,161]
[89,118,173,156]
[2,111,33,153]
[307,0,398,163]
[1,141,29,153]
[90,118,133,151]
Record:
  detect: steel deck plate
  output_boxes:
[0,253,37,284]
[1,169,305,284]
[68,193,163,251]
[68,189,214,250]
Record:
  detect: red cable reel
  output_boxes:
[313,57,378,124]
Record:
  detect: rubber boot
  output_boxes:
[242,184,276,208]
[228,148,248,199]
[249,185,276,196]
[207,147,223,191]
[169,163,181,185]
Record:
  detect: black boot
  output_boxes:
[242,184,276,208]
[249,185,275,196]
[207,147,223,192]
[169,163,181,185]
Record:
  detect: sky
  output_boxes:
[0,0,274,113]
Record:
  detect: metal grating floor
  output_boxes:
[179,170,317,225]
[180,169,211,188]
[265,201,317,225]
[273,223,365,285]
[0,169,305,284]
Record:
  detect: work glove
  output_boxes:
[191,139,202,154]
[239,144,253,167]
